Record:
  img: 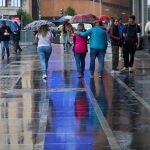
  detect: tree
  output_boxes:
[17,8,33,27]
[65,6,76,16]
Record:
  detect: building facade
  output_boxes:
[40,0,131,22]
[0,0,32,16]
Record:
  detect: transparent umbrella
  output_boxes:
[24,20,56,31]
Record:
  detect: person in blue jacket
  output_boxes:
[77,20,108,78]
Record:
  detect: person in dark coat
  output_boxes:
[12,22,22,54]
[0,21,12,59]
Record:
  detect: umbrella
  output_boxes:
[69,13,98,24]
[56,16,73,22]
[0,19,18,31]
[99,15,111,22]
[24,20,56,31]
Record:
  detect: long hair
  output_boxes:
[38,24,49,37]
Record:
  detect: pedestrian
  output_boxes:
[73,23,88,78]
[0,21,12,59]
[60,19,73,51]
[107,17,114,45]
[12,22,22,54]
[121,15,141,73]
[118,18,125,58]
[77,20,108,78]
[35,24,54,79]
[145,21,150,49]
[110,19,121,73]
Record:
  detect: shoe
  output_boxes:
[90,73,94,78]
[42,74,47,79]
[121,67,128,73]
[129,67,133,73]
[78,73,83,78]
[98,75,102,78]
[111,70,120,74]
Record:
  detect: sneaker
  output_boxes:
[98,74,102,78]
[78,73,83,78]
[42,74,47,79]
[111,70,120,74]
[90,73,94,78]
[121,67,128,73]
[129,67,133,73]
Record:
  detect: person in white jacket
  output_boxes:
[145,21,150,41]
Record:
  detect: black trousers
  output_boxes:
[123,41,136,68]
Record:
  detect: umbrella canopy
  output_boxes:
[56,16,73,22]
[0,19,18,31]
[99,15,111,22]
[69,13,98,24]
[24,20,56,31]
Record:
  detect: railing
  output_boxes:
[20,30,34,43]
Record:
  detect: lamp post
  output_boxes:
[100,0,102,16]
[38,0,41,19]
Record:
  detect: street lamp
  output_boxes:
[100,0,102,16]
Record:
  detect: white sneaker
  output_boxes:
[42,74,47,79]
[129,67,133,72]
[121,67,128,73]
[111,70,120,74]
[114,70,120,74]
[111,70,115,74]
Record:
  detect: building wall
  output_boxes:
[41,0,131,21]
[0,0,31,16]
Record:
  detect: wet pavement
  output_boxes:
[0,43,150,150]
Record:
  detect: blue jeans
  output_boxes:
[1,41,10,58]
[90,48,105,75]
[37,46,52,74]
[74,53,86,74]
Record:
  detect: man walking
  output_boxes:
[0,21,12,59]
[121,15,141,73]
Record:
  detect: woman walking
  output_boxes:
[73,23,88,78]
[60,20,73,51]
[110,19,121,73]
[35,25,54,79]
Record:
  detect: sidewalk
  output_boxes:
[0,43,150,150]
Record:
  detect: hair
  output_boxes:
[129,15,136,20]
[38,24,49,37]
[77,23,85,31]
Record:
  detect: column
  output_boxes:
[141,0,147,35]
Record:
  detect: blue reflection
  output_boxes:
[89,78,108,131]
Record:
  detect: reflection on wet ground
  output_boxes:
[0,44,150,150]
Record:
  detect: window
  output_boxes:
[0,0,7,7]
[11,0,22,7]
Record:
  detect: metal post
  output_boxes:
[100,0,102,16]
[38,0,41,19]
[141,0,147,35]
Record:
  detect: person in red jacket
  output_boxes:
[73,23,88,78]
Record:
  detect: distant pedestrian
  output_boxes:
[59,19,73,51]
[110,19,121,73]
[118,18,125,58]
[121,15,141,73]
[145,21,150,43]
[77,20,108,78]
[0,21,12,59]
[12,22,22,54]
[73,23,88,78]
[35,24,54,79]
